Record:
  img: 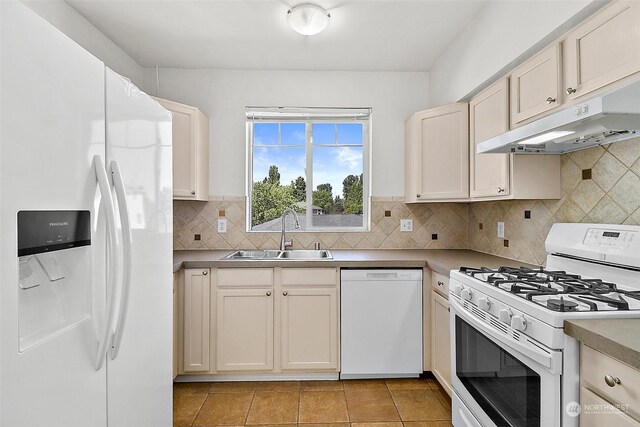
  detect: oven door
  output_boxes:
[450,298,562,427]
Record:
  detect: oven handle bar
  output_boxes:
[450,297,562,374]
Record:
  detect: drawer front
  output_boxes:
[432,272,449,298]
[281,268,337,286]
[581,344,640,416]
[581,387,640,426]
[217,268,273,287]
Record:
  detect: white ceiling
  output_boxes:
[67,0,486,72]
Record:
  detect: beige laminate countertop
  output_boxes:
[565,319,640,370]
[173,249,536,275]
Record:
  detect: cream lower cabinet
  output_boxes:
[580,344,640,425]
[183,269,210,373]
[173,271,180,379]
[564,1,640,101]
[280,269,339,371]
[214,267,339,374]
[431,272,452,396]
[216,288,274,371]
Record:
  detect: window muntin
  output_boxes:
[247,108,370,232]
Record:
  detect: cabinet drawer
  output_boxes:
[431,272,449,298]
[581,387,640,426]
[281,268,337,286]
[217,268,273,286]
[581,344,640,416]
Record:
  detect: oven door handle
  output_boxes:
[450,297,562,374]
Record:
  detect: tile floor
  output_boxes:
[174,378,452,427]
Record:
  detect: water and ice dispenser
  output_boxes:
[18,211,92,351]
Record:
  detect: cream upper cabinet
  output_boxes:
[183,269,210,373]
[405,103,469,202]
[470,79,511,198]
[564,1,640,101]
[216,288,274,372]
[510,43,562,127]
[280,269,339,371]
[153,97,209,201]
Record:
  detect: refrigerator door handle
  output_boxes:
[93,155,120,371]
[109,161,132,360]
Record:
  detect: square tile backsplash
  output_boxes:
[175,138,640,267]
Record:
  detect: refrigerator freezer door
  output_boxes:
[105,68,173,427]
[0,2,108,426]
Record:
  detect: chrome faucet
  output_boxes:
[280,208,300,251]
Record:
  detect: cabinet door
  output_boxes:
[564,1,640,100]
[173,272,179,379]
[431,291,452,396]
[415,103,469,200]
[470,79,510,198]
[216,288,274,371]
[183,269,210,372]
[510,43,561,126]
[280,287,338,371]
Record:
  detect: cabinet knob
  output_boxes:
[191,191,196,195]
[566,87,577,95]
[546,97,556,104]
[283,291,288,296]
[604,374,621,387]
[416,194,421,198]
[437,281,444,287]
[266,291,272,296]
[202,270,208,276]
[497,187,505,193]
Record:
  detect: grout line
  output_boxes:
[243,389,256,426]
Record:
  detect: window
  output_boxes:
[246,107,371,232]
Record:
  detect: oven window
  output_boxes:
[456,316,540,427]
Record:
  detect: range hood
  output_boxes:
[477,80,640,154]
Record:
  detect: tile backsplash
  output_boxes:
[468,139,640,265]
[174,197,468,251]
[174,139,640,267]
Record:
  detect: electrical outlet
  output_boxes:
[217,218,227,233]
[497,221,505,238]
[400,219,413,232]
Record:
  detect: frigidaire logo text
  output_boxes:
[49,222,69,227]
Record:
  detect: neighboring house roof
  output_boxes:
[252,214,363,231]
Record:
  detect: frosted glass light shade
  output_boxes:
[287,4,330,36]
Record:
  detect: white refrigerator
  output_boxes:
[0,2,173,426]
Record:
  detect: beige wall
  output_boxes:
[468,139,640,265]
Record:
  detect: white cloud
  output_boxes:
[335,147,362,172]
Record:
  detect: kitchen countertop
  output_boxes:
[173,249,536,275]
[565,319,640,370]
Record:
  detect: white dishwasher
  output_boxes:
[340,269,423,379]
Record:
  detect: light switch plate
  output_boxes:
[400,219,413,232]
[497,221,505,238]
[217,218,227,233]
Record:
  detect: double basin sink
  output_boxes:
[222,249,333,261]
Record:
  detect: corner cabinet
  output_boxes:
[153,97,209,201]
[469,78,562,201]
[564,1,640,101]
[405,103,469,202]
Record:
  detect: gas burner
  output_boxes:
[546,297,578,312]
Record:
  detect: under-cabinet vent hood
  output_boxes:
[477,80,640,154]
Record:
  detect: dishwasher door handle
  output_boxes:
[365,273,398,279]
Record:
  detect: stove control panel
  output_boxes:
[583,228,637,250]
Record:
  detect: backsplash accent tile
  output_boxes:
[174,197,468,251]
[468,140,640,265]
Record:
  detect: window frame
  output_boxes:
[245,108,371,233]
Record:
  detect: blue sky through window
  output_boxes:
[253,122,363,197]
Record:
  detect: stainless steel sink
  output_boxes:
[278,250,333,260]
[222,249,333,260]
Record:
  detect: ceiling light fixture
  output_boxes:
[287,4,330,36]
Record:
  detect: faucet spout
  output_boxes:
[280,208,300,251]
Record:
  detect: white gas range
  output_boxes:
[449,223,640,427]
